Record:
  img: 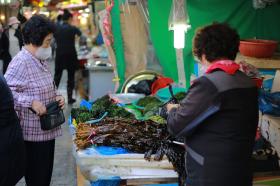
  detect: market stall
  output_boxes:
[70,90,280,186]
[69,97,280,185]
[68,0,280,185]
[70,81,188,185]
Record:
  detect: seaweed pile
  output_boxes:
[137,96,162,107]
[153,140,186,186]
[136,96,162,118]
[92,95,134,119]
[135,92,186,119]
[71,95,134,123]
[74,118,166,151]
[71,107,94,123]
[74,118,186,185]
[71,92,186,124]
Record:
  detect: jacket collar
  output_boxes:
[206,60,240,75]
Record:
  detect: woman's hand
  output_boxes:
[31,100,47,116]
[167,104,179,113]
[56,95,65,109]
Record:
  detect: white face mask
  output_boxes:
[35,47,52,60]
[11,24,19,30]
[198,63,208,76]
[195,56,209,76]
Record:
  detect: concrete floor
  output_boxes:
[16,60,78,186]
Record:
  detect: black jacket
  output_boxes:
[0,28,24,62]
[167,70,258,186]
[4,28,24,51]
[0,31,11,62]
[0,74,25,185]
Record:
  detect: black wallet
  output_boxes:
[40,101,65,130]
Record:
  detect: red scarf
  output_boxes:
[206,60,240,75]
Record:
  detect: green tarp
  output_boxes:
[148,0,280,87]
[111,0,126,91]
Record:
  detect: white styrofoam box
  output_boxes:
[73,147,177,182]
[271,70,280,93]
[259,114,280,155]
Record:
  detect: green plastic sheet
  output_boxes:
[111,0,126,92]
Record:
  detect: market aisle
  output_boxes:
[16,60,78,186]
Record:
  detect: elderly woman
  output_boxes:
[167,23,258,186]
[0,74,25,185]
[5,15,65,186]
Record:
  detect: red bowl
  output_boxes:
[239,39,278,58]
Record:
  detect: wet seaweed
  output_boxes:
[74,118,186,185]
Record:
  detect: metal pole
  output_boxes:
[175,48,186,87]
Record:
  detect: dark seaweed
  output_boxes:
[92,95,134,119]
[75,118,186,185]
[137,96,162,107]
[174,92,187,101]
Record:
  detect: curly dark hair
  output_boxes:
[22,15,55,46]
[193,23,240,62]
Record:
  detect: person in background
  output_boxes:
[51,14,63,59]
[17,10,27,27]
[0,73,25,186]
[2,16,24,74]
[0,21,8,74]
[54,9,82,104]
[5,15,65,186]
[166,23,258,186]
[56,14,63,26]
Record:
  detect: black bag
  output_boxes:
[128,77,157,96]
[40,101,65,130]
[252,136,280,172]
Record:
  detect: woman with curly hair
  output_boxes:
[167,23,258,186]
[4,15,65,186]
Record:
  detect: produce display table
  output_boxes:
[71,91,280,186]
[76,167,178,186]
[74,149,178,185]
[69,113,178,186]
[73,147,178,186]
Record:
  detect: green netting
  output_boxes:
[148,0,280,88]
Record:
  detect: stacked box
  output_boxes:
[259,114,280,155]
